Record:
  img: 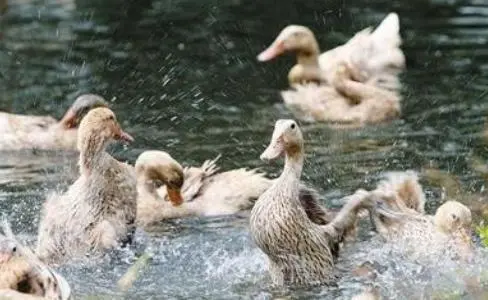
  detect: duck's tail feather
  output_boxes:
[200,154,221,177]
[372,12,401,47]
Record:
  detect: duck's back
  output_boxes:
[319,13,405,91]
[0,112,78,150]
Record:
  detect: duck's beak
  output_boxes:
[59,108,77,129]
[167,187,183,206]
[114,127,135,143]
[260,136,285,161]
[257,41,285,62]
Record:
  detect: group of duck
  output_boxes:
[0,12,479,299]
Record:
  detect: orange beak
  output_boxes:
[59,108,77,129]
[257,41,285,62]
[167,187,183,206]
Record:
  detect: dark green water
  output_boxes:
[1,0,488,298]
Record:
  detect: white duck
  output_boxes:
[258,13,404,126]
[258,13,405,90]
[36,107,137,262]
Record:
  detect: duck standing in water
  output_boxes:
[0,221,71,299]
[36,107,136,262]
[0,94,108,151]
[135,150,331,228]
[258,13,404,126]
[249,119,394,286]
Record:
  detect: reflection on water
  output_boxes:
[2,0,488,298]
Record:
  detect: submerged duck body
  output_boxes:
[0,94,108,151]
[36,107,136,262]
[258,13,404,126]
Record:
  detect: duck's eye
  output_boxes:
[290,123,296,129]
[451,213,457,220]
[12,246,16,253]
[108,115,115,121]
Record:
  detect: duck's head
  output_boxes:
[261,119,303,161]
[60,94,109,129]
[77,107,133,151]
[0,235,17,264]
[258,25,319,62]
[434,201,472,239]
[135,150,184,206]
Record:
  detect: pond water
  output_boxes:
[2,0,488,299]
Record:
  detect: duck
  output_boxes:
[248,119,395,286]
[135,150,332,228]
[258,13,405,90]
[369,171,474,261]
[258,13,404,126]
[0,94,108,151]
[36,107,137,263]
[0,221,71,299]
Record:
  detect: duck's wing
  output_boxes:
[156,155,221,202]
[319,13,405,91]
[297,184,332,225]
[1,220,72,300]
[181,155,221,201]
[375,171,426,214]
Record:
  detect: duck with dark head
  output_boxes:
[0,93,108,150]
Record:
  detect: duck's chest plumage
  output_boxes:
[249,177,334,285]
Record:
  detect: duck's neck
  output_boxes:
[296,41,320,67]
[78,132,108,176]
[279,144,304,182]
[140,178,160,199]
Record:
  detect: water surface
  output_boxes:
[1,0,488,298]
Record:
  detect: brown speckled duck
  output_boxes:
[258,13,404,126]
[135,150,331,228]
[249,119,390,286]
[0,94,108,151]
[36,107,137,262]
[0,221,71,299]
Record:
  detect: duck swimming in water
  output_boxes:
[36,107,136,262]
[135,150,331,228]
[0,94,108,151]
[0,221,71,299]
[369,171,474,261]
[249,119,395,286]
[258,13,404,126]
